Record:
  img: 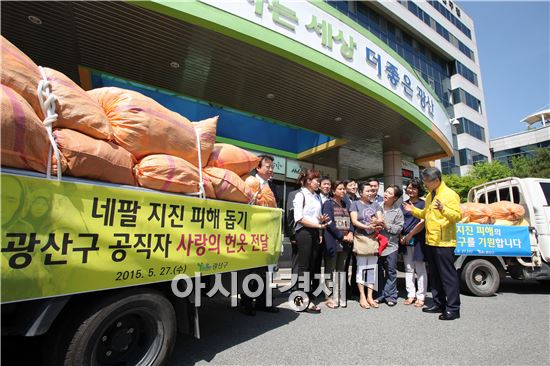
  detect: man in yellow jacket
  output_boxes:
[403,167,462,320]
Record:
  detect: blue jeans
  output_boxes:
[377,250,398,302]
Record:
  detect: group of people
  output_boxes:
[243,154,462,321]
[288,166,463,320]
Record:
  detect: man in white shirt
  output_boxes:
[241,155,279,315]
[368,178,384,205]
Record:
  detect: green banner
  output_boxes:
[1,173,282,303]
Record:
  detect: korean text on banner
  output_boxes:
[455,223,531,257]
[1,173,282,303]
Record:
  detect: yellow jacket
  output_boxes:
[412,181,462,247]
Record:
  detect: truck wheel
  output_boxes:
[461,259,500,297]
[47,289,176,366]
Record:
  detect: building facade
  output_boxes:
[491,121,550,168]
[326,1,491,176]
[4,0,488,213]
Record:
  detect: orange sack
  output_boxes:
[245,176,277,208]
[135,154,215,197]
[1,37,113,140]
[54,128,136,185]
[203,167,253,204]
[460,202,493,224]
[45,68,113,140]
[1,36,42,120]
[1,84,52,173]
[88,87,216,166]
[489,201,525,221]
[207,143,260,176]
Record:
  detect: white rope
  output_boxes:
[37,66,62,181]
[187,126,206,199]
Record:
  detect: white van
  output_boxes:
[455,177,550,296]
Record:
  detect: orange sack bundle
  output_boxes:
[1,84,52,173]
[1,36,42,119]
[1,36,112,140]
[135,154,214,197]
[54,128,136,185]
[245,176,277,208]
[207,143,260,176]
[460,202,494,224]
[88,87,216,166]
[203,167,253,203]
[489,201,525,221]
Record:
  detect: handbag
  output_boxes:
[376,233,389,256]
[353,233,379,256]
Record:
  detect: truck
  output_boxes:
[455,177,550,296]
[1,168,282,365]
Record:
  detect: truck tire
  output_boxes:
[46,289,176,366]
[461,259,500,297]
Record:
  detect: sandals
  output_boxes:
[306,303,321,313]
[414,300,425,308]
[325,299,338,309]
[403,297,416,305]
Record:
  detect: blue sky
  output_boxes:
[459,0,550,138]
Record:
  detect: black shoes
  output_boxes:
[439,311,460,321]
[241,304,256,316]
[421,305,460,319]
[386,301,397,307]
[257,306,280,313]
[422,305,444,313]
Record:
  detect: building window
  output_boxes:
[441,156,458,175]
[452,88,482,113]
[451,61,478,86]
[459,148,488,166]
[456,117,485,141]
[398,0,475,61]
[492,140,550,166]
[427,0,471,38]
[327,1,451,107]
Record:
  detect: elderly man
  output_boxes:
[319,176,331,204]
[403,167,462,321]
[241,155,280,315]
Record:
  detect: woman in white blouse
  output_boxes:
[293,168,329,313]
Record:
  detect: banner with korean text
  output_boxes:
[1,173,282,303]
[455,224,531,257]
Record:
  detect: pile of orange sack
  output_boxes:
[460,201,528,226]
[1,36,276,207]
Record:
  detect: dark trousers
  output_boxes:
[425,245,461,313]
[241,267,269,309]
[377,250,398,302]
[344,250,358,295]
[312,242,324,292]
[295,227,321,299]
[291,242,299,276]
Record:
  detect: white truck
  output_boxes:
[455,177,550,296]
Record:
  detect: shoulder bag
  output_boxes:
[353,233,379,256]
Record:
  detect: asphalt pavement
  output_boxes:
[167,275,550,365]
[2,269,548,365]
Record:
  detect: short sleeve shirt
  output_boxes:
[350,200,382,236]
